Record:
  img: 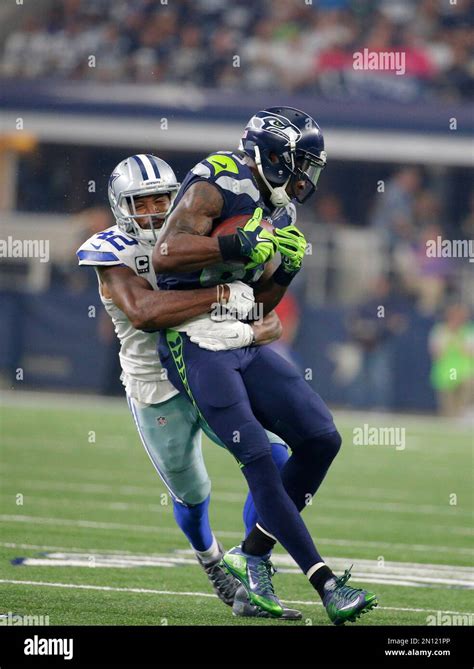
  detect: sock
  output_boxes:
[241,453,323,574]
[194,534,221,564]
[308,564,335,600]
[172,495,214,553]
[242,523,276,556]
[242,442,290,535]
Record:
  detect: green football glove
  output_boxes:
[274,225,307,274]
[236,208,278,270]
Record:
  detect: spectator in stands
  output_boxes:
[304,194,350,299]
[347,275,408,410]
[414,189,442,230]
[395,222,453,315]
[1,0,471,101]
[312,193,349,229]
[2,17,47,78]
[173,26,205,85]
[429,303,474,417]
[460,192,474,241]
[242,19,281,91]
[370,167,422,246]
[437,36,474,101]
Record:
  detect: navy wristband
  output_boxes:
[272,263,298,286]
[218,234,242,261]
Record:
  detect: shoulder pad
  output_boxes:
[192,152,249,179]
[190,152,259,204]
[76,226,139,267]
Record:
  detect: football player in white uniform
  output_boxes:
[77,154,299,618]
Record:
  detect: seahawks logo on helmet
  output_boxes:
[249,113,302,145]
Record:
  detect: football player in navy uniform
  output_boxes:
[154,107,378,624]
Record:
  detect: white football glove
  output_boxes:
[186,318,255,351]
[214,280,255,321]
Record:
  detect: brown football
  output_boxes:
[210,214,274,237]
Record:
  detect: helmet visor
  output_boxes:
[292,156,325,204]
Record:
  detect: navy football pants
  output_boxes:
[159,330,341,573]
[159,330,336,466]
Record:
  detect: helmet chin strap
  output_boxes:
[140,224,158,245]
[139,213,171,245]
[253,145,292,208]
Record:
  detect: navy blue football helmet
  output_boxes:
[239,106,326,208]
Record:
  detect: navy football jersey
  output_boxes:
[157,151,270,290]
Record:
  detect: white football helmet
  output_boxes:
[108,154,180,243]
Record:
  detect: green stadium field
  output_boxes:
[0,393,472,626]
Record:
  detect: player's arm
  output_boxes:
[254,224,308,315]
[152,181,224,273]
[252,310,283,345]
[253,259,288,316]
[97,265,228,331]
[152,181,277,273]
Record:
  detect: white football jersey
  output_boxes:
[77,225,178,405]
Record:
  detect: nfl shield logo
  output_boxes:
[157,416,167,426]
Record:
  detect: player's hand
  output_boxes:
[274,225,307,274]
[236,207,278,270]
[186,319,254,351]
[219,280,255,320]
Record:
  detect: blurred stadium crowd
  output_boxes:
[1,0,472,415]
[2,0,473,100]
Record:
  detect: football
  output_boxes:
[210,214,274,237]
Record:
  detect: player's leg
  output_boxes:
[126,394,238,605]
[127,391,296,616]
[242,345,341,515]
[196,420,291,537]
[242,434,290,535]
[237,433,302,619]
[194,417,292,537]
[239,346,377,623]
[159,330,335,616]
[199,421,300,619]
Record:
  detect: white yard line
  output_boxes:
[0,579,472,617]
[3,542,473,575]
[3,543,473,589]
[1,515,472,556]
[9,551,473,588]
